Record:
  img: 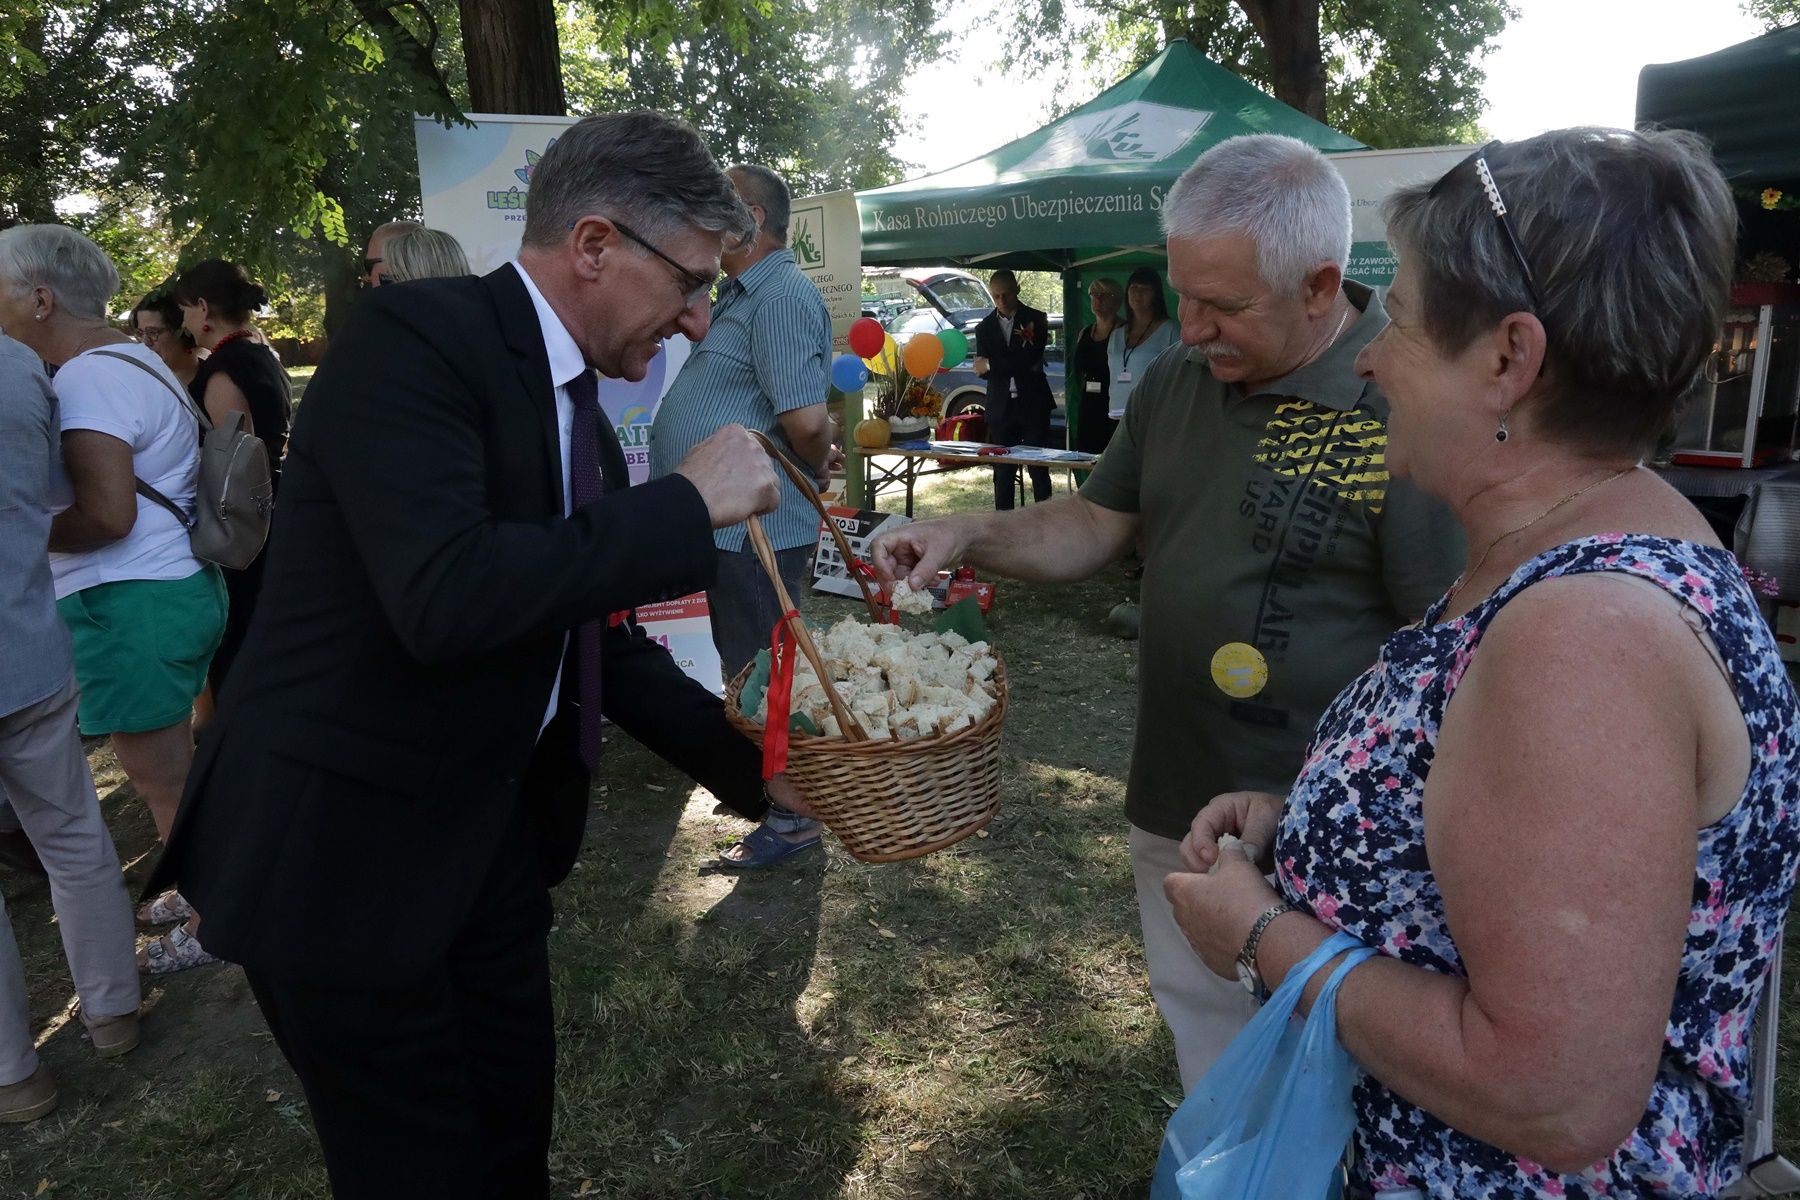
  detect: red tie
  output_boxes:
[567,369,604,771]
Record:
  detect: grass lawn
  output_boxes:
[4,459,1797,1198]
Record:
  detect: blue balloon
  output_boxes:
[831,353,870,393]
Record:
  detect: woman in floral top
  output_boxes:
[1164,127,1800,1197]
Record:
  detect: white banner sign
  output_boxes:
[1328,145,1473,286]
[788,189,862,351]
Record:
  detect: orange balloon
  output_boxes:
[902,332,945,377]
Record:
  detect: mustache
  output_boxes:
[1197,341,1243,358]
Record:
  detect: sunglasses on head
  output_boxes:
[1428,140,1543,312]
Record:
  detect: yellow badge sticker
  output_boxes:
[1210,642,1269,699]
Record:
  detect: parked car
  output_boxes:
[868,266,1070,439]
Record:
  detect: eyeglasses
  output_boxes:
[609,219,721,308]
[362,257,382,276]
[1428,140,1543,312]
[136,326,168,345]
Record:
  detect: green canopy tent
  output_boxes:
[1636,23,1800,184]
[1637,24,1800,271]
[849,40,1365,469]
[857,39,1365,273]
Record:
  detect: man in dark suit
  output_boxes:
[150,112,803,1197]
[971,268,1055,510]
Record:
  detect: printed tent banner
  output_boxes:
[856,39,1365,270]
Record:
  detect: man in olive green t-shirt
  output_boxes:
[871,134,1463,1092]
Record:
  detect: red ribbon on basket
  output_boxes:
[848,558,900,624]
[762,609,802,780]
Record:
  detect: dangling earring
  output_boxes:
[1495,411,1510,443]
[202,322,212,334]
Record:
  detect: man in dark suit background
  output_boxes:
[150,112,806,1197]
[971,268,1055,510]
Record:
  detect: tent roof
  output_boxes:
[1636,24,1800,184]
[858,40,1366,269]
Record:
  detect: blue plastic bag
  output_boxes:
[1150,930,1378,1200]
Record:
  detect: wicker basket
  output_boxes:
[724,433,1007,862]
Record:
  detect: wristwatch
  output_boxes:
[1235,902,1293,1000]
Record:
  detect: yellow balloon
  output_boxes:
[903,332,945,377]
[863,332,899,375]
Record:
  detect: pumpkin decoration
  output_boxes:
[853,418,891,450]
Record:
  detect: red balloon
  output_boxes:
[848,316,886,359]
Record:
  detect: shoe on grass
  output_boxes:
[80,1007,141,1058]
[137,926,219,975]
[0,1064,57,1124]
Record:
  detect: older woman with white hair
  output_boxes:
[1167,128,1800,1196]
[0,224,226,974]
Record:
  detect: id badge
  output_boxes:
[1116,369,1132,383]
[1085,380,1101,394]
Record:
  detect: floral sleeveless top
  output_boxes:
[1275,534,1800,1197]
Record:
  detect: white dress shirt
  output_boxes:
[511,260,589,733]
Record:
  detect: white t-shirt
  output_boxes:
[48,344,205,599]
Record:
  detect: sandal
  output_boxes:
[716,820,822,871]
[137,926,219,975]
[136,888,195,926]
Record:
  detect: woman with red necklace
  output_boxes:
[171,260,291,714]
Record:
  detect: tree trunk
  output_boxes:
[1234,0,1327,121]
[459,0,566,115]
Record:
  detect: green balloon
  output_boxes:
[939,327,969,368]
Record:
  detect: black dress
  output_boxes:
[1074,322,1116,454]
[190,338,293,697]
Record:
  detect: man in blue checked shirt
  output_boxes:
[649,163,839,870]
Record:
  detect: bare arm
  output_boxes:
[49,429,138,551]
[1253,577,1707,1170]
[871,493,1139,589]
[203,371,255,435]
[775,402,832,477]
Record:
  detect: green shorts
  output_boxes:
[57,567,227,736]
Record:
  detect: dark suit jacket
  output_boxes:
[150,265,767,988]
[972,303,1054,433]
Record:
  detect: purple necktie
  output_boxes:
[567,369,604,771]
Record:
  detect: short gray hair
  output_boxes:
[1385,127,1735,457]
[1160,135,1352,296]
[0,224,121,320]
[383,227,472,282]
[730,164,792,242]
[521,111,754,253]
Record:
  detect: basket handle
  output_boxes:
[746,429,884,622]
[745,513,868,742]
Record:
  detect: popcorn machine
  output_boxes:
[1670,283,1800,468]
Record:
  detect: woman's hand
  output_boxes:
[1179,790,1284,874]
[1164,844,1286,980]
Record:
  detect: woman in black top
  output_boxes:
[1074,276,1123,453]
[173,259,293,701]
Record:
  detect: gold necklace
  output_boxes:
[1444,465,1636,609]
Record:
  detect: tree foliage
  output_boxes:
[1742,0,1800,27]
[1000,0,1513,148]
[7,0,945,336]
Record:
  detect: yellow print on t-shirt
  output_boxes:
[1252,399,1390,514]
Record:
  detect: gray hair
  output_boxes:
[382,227,472,282]
[370,219,422,244]
[521,111,754,253]
[1385,127,1735,457]
[1160,134,1352,296]
[729,164,792,243]
[0,224,121,320]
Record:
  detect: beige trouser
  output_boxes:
[1130,823,1259,1092]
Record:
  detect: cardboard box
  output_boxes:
[812,506,912,599]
